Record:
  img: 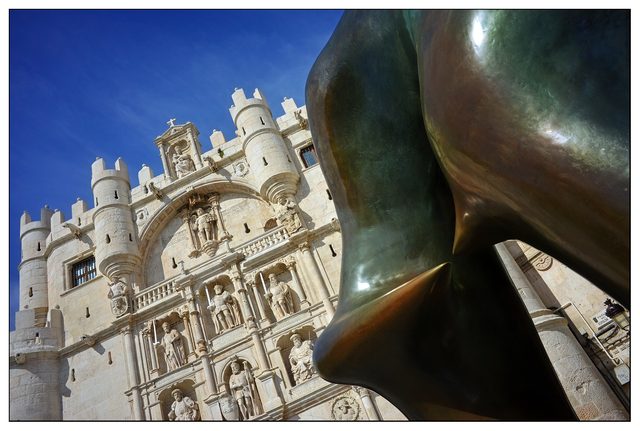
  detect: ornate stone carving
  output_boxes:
[294,109,308,129]
[158,322,187,371]
[179,198,222,259]
[352,386,369,398]
[168,388,200,421]
[148,182,163,200]
[265,274,294,319]
[234,160,249,177]
[107,276,129,317]
[203,155,217,173]
[62,222,83,239]
[172,148,196,178]
[534,254,554,271]
[207,284,242,333]
[135,207,150,227]
[289,333,316,384]
[228,359,262,420]
[331,395,360,421]
[81,334,96,346]
[274,196,302,234]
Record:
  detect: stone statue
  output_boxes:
[274,196,302,233]
[194,208,215,244]
[158,322,186,371]
[209,285,241,332]
[172,148,196,178]
[168,388,200,421]
[107,276,129,317]
[289,333,315,384]
[228,360,260,420]
[265,274,293,319]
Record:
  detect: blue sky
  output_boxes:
[8,10,344,330]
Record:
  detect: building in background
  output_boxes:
[9,88,629,421]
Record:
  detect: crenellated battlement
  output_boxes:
[229,88,272,127]
[91,157,131,190]
[19,206,55,240]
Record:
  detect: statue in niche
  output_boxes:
[194,208,215,243]
[172,148,196,178]
[289,333,316,384]
[158,322,186,371]
[184,205,219,258]
[168,388,200,421]
[229,359,261,420]
[209,284,242,332]
[107,276,129,317]
[265,274,294,319]
[274,196,302,233]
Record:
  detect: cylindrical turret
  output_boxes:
[18,206,54,326]
[230,88,300,203]
[91,157,141,280]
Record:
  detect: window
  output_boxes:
[72,256,96,287]
[300,145,318,168]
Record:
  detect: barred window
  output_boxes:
[72,256,96,287]
[300,145,318,168]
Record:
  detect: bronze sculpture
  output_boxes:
[306,10,629,420]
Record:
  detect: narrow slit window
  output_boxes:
[72,256,96,287]
[115,190,119,199]
[327,189,333,200]
[106,234,111,244]
[329,244,338,257]
[29,287,33,297]
[263,157,268,166]
[242,127,246,135]
[300,145,318,168]
[172,257,178,269]
[86,307,90,318]
[37,242,41,251]
[260,117,265,125]
[244,223,251,233]
[96,197,99,206]
[129,233,133,242]
[108,352,113,365]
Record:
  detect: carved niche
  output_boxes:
[223,357,263,421]
[203,282,243,334]
[264,273,294,319]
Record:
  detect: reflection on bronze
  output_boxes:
[306,10,628,420]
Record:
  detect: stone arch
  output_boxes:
[136,178,262,288]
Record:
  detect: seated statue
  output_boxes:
[168,389,199,421]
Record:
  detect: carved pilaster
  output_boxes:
[284,256,310,308]
[353,386,380,420]
[245,277,267,321]
[179,305,197,359]
[187,297,207,352]
[297,242,335,319]
[231,272,257,330]
[120,325,144,420]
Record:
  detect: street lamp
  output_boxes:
[604,299,630,331]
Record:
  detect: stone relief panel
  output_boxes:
[273,196,302,234]
[107,276,129,317]
[233,160,250,177]
[331,394,360,421]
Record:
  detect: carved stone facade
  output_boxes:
[9,88,406,421]
[10,87,629,421]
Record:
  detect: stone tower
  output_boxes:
[91,157,141,284]
[230,88,300,204]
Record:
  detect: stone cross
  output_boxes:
[167,118,177,127]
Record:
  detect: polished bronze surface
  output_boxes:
[306,10,628,420]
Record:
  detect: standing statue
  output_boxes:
[209,285,241,332]
[228,360,261,420]
[168,389,200,421]
[194,208,216,244]
[107,276,129,317]
[158,322,186,371]
[274,196,302,233]
[172,148,196,178]
[265,274,293,319]
[289,333,316,384]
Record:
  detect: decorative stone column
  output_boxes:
[231,271,257,330]
[141,322,159,376]
[208,193,230,239]
[178,306,197,360]
[121,326,145,420]
[297,242,335,319]
[245,278,267,322]
[353,386,380,420]
[284,257,310,309]
[158,145,171,181]
[496,242,628,420]
[186,297,206,350]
